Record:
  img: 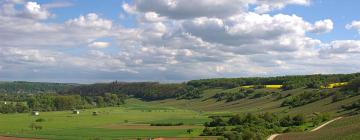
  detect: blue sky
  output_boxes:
[1,0,360,83]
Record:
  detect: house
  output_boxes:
[32,111,39,116]
[73,110,80,114]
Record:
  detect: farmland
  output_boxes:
[0,102,212,140]
[1,73,360,139]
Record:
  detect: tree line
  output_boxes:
[188,73,360,90]
[0,93,125,114]
[60,81,203,101]
[0,81,76,94]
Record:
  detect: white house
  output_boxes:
[32,111,39,116]
[73,110,80,114]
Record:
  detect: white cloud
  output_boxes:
[129,0,312,19]
[23,1,52,20]
[309,19,333,34]
[88,41,110,49]
[66,13,112,29]
[122,3,137,14]
[0,47,56,64]
[182,13,323,54]
[320,40,360,56]
[2,0,360,82]
[132,0,249,19]
[0,1,52,20]
[254,0,311,13]
[346,20,360,33]
[143,12,167,22]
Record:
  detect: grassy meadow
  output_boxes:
[1,86,360,139]
[0,101,212,140]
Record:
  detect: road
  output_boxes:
[266,117,343,140]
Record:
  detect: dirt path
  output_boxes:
[266,117,343,140]
[310,117,342,132]
[266,134,280,140]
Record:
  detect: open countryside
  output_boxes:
[1,73,360,139]
[1,0,360,140]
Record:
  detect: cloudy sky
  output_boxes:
[0,0,360,83]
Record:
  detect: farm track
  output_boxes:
[267,117,343,140]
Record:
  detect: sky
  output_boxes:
[1,0,360,83]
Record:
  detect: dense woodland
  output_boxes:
[0,81,76,94]
[188,73,360,89]
[0,93,125,113]
[60,82,186,100]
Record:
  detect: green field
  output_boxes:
[1,86,360,140]
[0,102,211,140]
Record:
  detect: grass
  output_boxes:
[0,102,210,140]
[1,87,360,139]
[276,114,360,140]
[148,87,360,116]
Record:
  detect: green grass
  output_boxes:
[0,102,210,140]
[1,87,360,139]
[146,88,360,116]
[276,114,360,140]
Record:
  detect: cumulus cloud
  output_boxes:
[131,0,249,19]
[0,47,56,64]
[1,0,360,82]
[309,19,333,34]
[320,40,360,56]
[88,41,110,49]
[182,13,323,54]
[0,1,52,20]
[128,0,313,19]
[254,0,311,13]
[346,20,360,33]
[142,12,167,22]
[23,1,52,20]
[66,13,112,29]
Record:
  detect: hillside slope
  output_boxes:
[145,87,360,116]
[275,114,360,140]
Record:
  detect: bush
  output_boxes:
[281,91,332,108]
[202,113,313,140]
[283,126,303,133]
[35,118,46,122]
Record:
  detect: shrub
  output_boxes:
[35,118,46,122]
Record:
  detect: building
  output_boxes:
[32,111,39,116]
[73,110,80,114]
